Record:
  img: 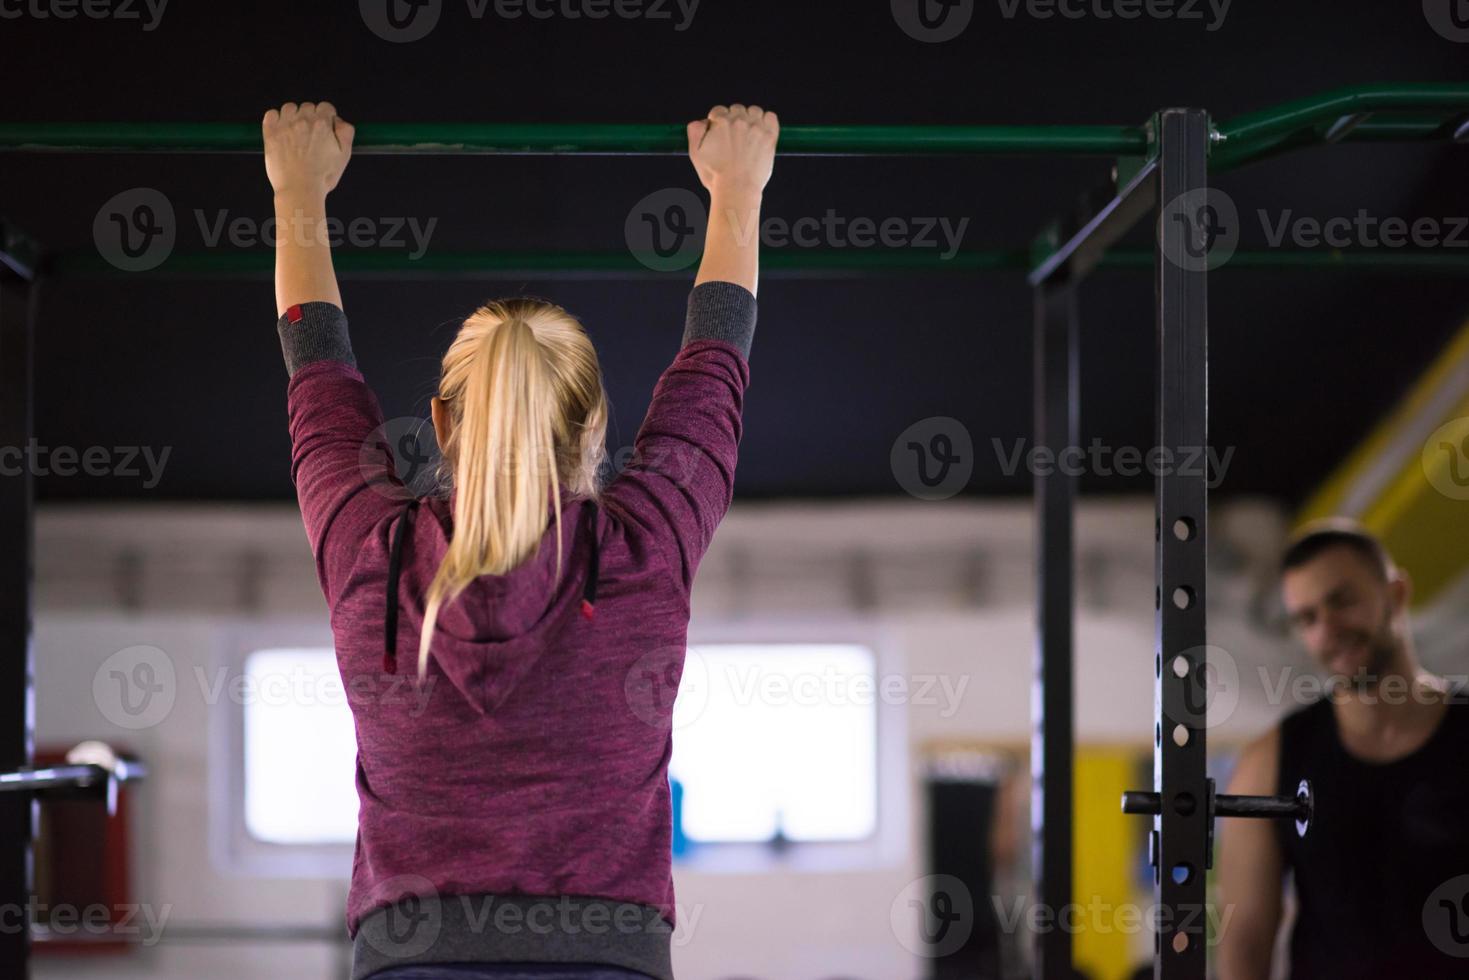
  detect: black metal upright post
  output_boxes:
[0,271,37,978]
[1027,131,1158,980]
[1152,108,1210,980]
[1032,281,1077,980]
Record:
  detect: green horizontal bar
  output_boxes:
[45,248,1031,277]
[1181,249,1469,271]
[1211,83,1469,170]
[5,86,1465,163]
[1098,249,1469,271]
[0,122,1146,157]
[45,247,1469,279]
[1218,83,1469,145]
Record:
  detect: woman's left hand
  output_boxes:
[263,101,355,199]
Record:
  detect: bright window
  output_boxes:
[670,643,878,844]
[239,643,880,849]
[242,648,358,845]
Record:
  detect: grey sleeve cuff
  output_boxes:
[278,301,358,378]
[682,280,757,360]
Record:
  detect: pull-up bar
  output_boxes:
[43,247,1469,280]
[1,84,1466,166]
[0,121,1148,157]
[1211,83,1469,168]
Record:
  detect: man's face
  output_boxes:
[1281,544,1404,690]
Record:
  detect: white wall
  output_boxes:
[30,494,1444,980]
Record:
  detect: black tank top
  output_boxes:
[1275,679,1469,978]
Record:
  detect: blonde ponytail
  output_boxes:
[417,299,608,680]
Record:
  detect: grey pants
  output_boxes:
[366,965,656,980]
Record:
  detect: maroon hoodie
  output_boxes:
[277,282,757,980]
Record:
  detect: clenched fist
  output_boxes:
[263,102,355,199]
[687,104,779,198]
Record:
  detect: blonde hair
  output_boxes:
[417,298,608,679]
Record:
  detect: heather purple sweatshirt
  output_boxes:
[277,282,756,980]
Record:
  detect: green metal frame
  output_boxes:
[1210,83,1469,170]
[2,83,1468,279]
[44,247,1469,279]
[0,83,1465,161]
[0,121,1148,157]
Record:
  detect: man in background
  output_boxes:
[1218,519,1469,979]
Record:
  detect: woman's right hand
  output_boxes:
[686,104,779,198]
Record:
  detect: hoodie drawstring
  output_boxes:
[580,500,600,621]
[384,499,601,675]
[384,499,420,675]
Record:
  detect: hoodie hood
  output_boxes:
[385,487,600,716]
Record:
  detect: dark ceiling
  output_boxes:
[4,0,1468,505]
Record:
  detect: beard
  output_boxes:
[1327,605,1400,695]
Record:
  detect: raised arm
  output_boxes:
[263,101,355,316]
[1217,727,1286,980]
[687,104,779,296]
[264,102,403,607]
[600,104,778,593]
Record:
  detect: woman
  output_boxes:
[264,100,777,980]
